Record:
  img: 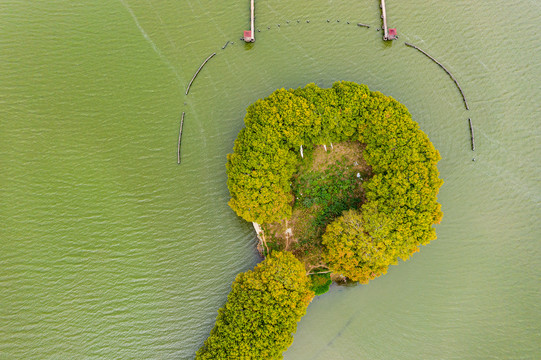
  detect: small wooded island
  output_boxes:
[196,82,443,359]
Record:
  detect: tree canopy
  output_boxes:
[227,82,443,281]
[196,252,314,360]
[321,205,398,283]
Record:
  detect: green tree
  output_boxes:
[196,252,314,360]
[321,205,398,283]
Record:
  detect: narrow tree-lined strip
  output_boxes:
[195,252,313,359]
[469,118,475,151]
[405,42,469,110]
[185,53,216,95]
[177,112,185,164]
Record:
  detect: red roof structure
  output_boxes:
[243,30,253,42]
[388,28,397,38]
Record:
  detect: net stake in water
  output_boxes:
[405,42,469,110]
[178,112,185,164]
[469,118,475,151]
[185,53,216,95]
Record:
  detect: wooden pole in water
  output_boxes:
[178,112,185,164]
[185,53,216,95]
[405,42,469,110]
[469,118,475,151]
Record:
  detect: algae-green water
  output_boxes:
[1,0,539,358]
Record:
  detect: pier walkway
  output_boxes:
[380,0,396,40]
[243,0,255,42]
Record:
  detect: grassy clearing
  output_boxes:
[263,141,372,271]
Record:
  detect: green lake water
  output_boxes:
[1,0,539,358]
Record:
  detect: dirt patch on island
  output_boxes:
[311,141,371,174]
[262,141,373,270]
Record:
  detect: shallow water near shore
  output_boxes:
[1,0,540,359]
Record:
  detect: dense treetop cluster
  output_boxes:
[227,81,443,281]
[195,252,313,359]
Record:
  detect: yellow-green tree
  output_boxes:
[322,205,398,283]
[196,252,314,360]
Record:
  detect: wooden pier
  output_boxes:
[243,0,255,42]
[380,0,396,40]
